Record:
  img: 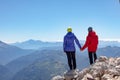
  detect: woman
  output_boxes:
[63,27,81,70]
[81,27,98,65]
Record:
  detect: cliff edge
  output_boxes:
[52,56,120,80]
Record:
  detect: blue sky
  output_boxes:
[0,0,120,43]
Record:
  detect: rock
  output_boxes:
[64,69,79,80]
[51,75,64,80]
[101,74,113,80]
[98,56,108,62]
[78,68,90,79]
[81,73,94,80]
[52,56,120,80]
[117,76,120,80]
[105,69,119,76]
[116,57,120,65]
[108,57,116,67]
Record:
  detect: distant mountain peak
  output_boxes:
[0,41,9,47]
[21,39,43,44]
[26,39,41,42]
[0,40,7,44]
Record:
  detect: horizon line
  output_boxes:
[1,38,120,44]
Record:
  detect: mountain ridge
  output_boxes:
[0,40,120,80]
[0,40,34,65]
[10,39,120,49]
[11,39,63,49]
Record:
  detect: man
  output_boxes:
[81,27,98,65]
[63,27,81,70]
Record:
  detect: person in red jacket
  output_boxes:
[81,27,98,65]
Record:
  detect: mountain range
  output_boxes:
[6,46,120,80]
[0,41,34,65]
[11,50,68,80]
[11,39,120,49]
[11,39,63,49]
[0,40,120,80]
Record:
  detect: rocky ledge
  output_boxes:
[52,56,120,80]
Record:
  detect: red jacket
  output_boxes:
[81,31,98,52]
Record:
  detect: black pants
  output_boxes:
[88,52,97,65]
[66,51,76,70]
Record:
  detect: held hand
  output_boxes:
[80,48,82,51]
[80,48,83,51]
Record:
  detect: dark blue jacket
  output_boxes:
[63,32,81,52]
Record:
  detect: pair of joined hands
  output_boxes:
[80,48,83,51]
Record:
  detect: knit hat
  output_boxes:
[88,27,93,32]
[67,27,72,32]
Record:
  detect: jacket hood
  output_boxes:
[88,31,97,37]
[66,32,74,38]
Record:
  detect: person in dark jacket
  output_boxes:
[81,27,98,65]
[63,27,81,70]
